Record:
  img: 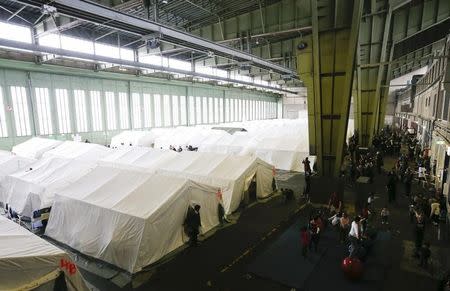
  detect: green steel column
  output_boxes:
[356,2,392,146]
[297,0,363,176]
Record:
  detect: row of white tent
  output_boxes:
[0,137,274,277]
[111,118,312,172]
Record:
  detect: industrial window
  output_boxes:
[214,98,219,123]
[188,96,195,125]
[118,92,129,129]
[196,96,202,124]
[257,100,262,119]
[73,90,88,133]
[242,99,247,121]
[163,95,171,127]
[0,21,32,43]
[34,87,53,135]
[250,100,254,120]
[238,99,242,121]
[143,93,153,128]
[90,90,103,131]
[172,95,179,126]
[55,89,71,134]
[154,94,162,127]
[10,86,31,137]
[180,96,187,125]
[105,92,117,130]
[230,99,235,122]
[219,97,224,123]
[202,97,208,124]
[0,88,7,137]
[208,97,214,124]
[225,98,230,122]
[132,93,142,128]
[263,101,267,119]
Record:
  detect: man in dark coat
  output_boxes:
[185,204,201,246]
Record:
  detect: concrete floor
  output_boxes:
[81,157,449,291]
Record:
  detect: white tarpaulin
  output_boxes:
[12,137,62,159]
[45,168,220,273]
[110,130,155,148]
[42,141,112,161]
[0,152,35,204]
[99,147,178,172]
[158,151,274,214]
[0,216,88,291]
[3,157,97,217]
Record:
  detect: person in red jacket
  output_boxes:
[300,226,310,258]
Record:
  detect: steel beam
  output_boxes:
[0,38,295,94]
[16,0,295,76]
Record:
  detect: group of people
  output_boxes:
[379,127,447,270]
[168,145,199,152]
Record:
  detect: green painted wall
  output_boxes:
[0,59,278,150]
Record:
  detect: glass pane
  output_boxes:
[0,88,7,137]
[202,97,207,124]
[195,96,202,124]
[90,91,103,131]
[118,92,129,129]
[180,96,187,125]
[172,95,179,126]
[214,98,219,123]
[163,94,171,127]
[225,98,229,122]
[154,94,162,127]
[55,88,71,133]
[105,91,117,130]
[208,97,214,123]
[132,93,142,129]
[10,86,31,136]
[73,90,88,132]
[35,87,53,135]
[219,97,224,123]
[188,96,195,125]
[143,93,152,128]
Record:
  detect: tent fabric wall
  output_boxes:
[99,147,178,173]
[3,157,97,217]
[42,141,112,162]
[11,137,63,159]
[0,216,88,291]
[158,151,273,214]
[45,168,220,273]
[110,131,156,148]
[0,152,35,204]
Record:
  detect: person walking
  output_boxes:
[387,171,397,203]
[300,226,310,258]
[413,210,425,257]
[339,212,350,243]
[309,216,321,252]
[184,204,201,246]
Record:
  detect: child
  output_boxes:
[381,207,390,225]
[300,226,310,258]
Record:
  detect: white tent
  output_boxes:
[42,141,112,162]
[99,147,178,172]
[0,152,35,205]
[110,130,155,148]
[0,216,88,291]
[12,137,62,159]
[255,137,308,172]
[45,167,220,273]
[158,151,274,214]
[3,157,97,217]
